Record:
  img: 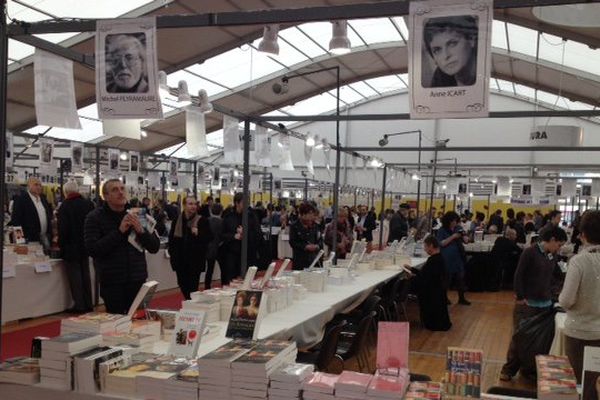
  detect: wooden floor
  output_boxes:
[3,288,535,392]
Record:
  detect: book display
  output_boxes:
[444,347,483,398]
[377,322,410,371]
[334,370,373,399]
[367,369,411,399]
[268,363,315,400]
[303,372,340,400]
[536,355,578,400]
[73,346,124,394]
[0,357,40,385]
[225,289,267,340]
[168,309,207,358]
[405,381,443,400]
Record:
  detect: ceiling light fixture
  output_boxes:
[272,77,289,95]
[378,135,389,147]
[140,129,148,138]
[197,89,213,113]
[158,70,169,99]
[305,135,315,147]
[120,152,128,161]
[258,24,280,56]
[329,20,351,54]
[411,173,421,181]
[177,80,192,106]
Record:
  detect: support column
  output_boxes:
[193,162,198,196]
[379,165,387,249]
[241,120,251,275]
[95,146,101,204]
[0,0,8,354]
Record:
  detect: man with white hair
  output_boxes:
[58,180,95,313]
[105,34,148,93]
[10,176,52,247]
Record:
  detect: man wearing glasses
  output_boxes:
[105,33,148,93]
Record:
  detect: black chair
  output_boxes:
[296,319,348,373]
[336,311,377,373]
[409,373,432,382]
[380,276,403,321]
[394,277,412,321]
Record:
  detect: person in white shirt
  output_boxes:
[10,177,52,248]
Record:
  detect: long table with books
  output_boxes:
[1,259,425,400]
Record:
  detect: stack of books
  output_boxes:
[197,340,254,400]
[268,363,314,400]
[181,299,221,323]
[536,355,578,400]
[73,346,124,393]
[0,357,40,385]
[334,370,374,399]
[135,356,194,400]
[104,354,168,397]
[98,351,154,393]
[39,332,102,389]
[102,332,155,352]
[298,270,327,292]
[164,360,199,400]
[230,340,298,399]
[367,369,411,400]
[444,347,483,398]
[302,372,340,400]
[404,381,443,400]
[146,309,178,340]
[60,312,131,335]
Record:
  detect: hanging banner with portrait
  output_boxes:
[408,0,492,119]
[6,131,13,169]
[95,17,163,120]
[129,151,140,173]
[108,148,120,172]
[561,179,577,198]
[278,134,294,172]
[169,158,179,180]
[39,138,54,169]
[34,50,82,129]
[254,125,272,168]
[71,142,84,171]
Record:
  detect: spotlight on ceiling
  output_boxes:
[329,20,351,54]
[258,24,280,55]
[120,152,128,161]
[272,77,289,95]
[378,134,389,147]
[177,80,192,106]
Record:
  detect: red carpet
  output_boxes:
[1,260,292,360]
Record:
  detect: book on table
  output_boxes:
[302,372,340,394]
[0,357,40,385]
[225,289,267,340]
[42,332,102,354]
[583,346,600,400]
[335,370,373,398]
[168,309,207,358]
[73,346,123,394]
[231,339,297,374]
[377,322,410,371]
[536,355,578,400]
[444,347,483,399]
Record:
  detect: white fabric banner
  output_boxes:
[445,177,459,194]
[531,179,546,196]
[304,142,314,176]
[96,17,162,119]
[254,125,272,167]
[223,115,242,164]
[6,131,13,169]
[278,134,294,171]
[408,0,492,119]
[71,142,84,171]
[169,158,179,180]
[185,108,209,158]
[147,172,160,188]
[592,179,600,197]
[129,151,140,173]
[39,138,54,168]
[560,180,577,197]
[102,119,142,140]
[496,177,511,197]
[34,50,81,129]
[108,148,120,171]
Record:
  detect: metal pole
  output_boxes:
[0,0,8,355]
[353,188,357,208]
[596,197,599,210]
[416,131,422,221]
[453,194,457,213]
[487,194,491,220]
[429,147,438,233]
[59,159,65,199]
[332,66,341,264]
[304,178,308,201]
[241,120,251,275]
[193,162,198,197]
[95,146,101,205]
[269,173,273,206]
[161,171,166,201]
[379,165,387,249]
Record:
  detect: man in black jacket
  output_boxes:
[58,180,95,312]
[221,193,261,283]
[84,179,160,314]
[356,205,377,243]
[10,177,52,247]
[388,204,410,243]
[289,203,321,270]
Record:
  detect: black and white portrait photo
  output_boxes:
[421,15,478,88]
[95,17,162,119]
[130,152,139,173]
[108,149,120,171]
[169,159,178,179]
[71,143,83,170]
[408,0,492,119]
[105,33,148,93]
[40,140,53,166]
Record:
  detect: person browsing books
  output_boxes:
[168,196,213,300]
[289,203,321,270]
[84,179,160,314]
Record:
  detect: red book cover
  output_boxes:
[377,322,410,370]
[336,370,373,392]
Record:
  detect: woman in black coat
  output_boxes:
[410,236,452,331]
[168,197,213,299]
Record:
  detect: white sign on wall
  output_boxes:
[529,126,583,147]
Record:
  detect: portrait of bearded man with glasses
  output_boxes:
[105,33,149,93]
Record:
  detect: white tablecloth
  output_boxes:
[277,230,293,259]
[550,312,567,356]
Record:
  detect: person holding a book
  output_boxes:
[168,196,213,300]
[408,235,452,331]
[289,203,321,270]
[559,210,600,383]
[84,179,160,314]
[500,225,567,382]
